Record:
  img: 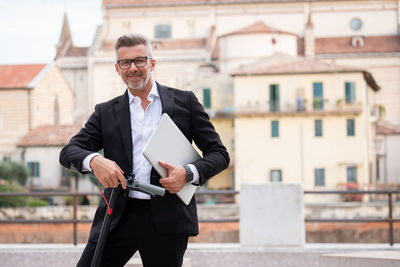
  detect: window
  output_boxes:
[271,120,279,138]
[350,18,362,31]
[270,170,282,182]
[314,168,325,186]
[155,24,171,39]
[351,36,364,47]
[313,82,323,110]
[345,82,355,103]
[347,166,357,183]
[315,119,322,137]
[3,156,11,162]
[269,84,280,112]
[203,88,211,108]
[347,119,355,136]
[27,162,40,177]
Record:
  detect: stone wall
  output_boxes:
[0,202,399,243]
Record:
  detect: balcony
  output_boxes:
[235,99,363,118]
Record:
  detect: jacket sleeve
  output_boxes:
[188,91,230,186]
[59,104,104,173]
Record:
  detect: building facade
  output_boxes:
[17,125,83,190]
[0,64,74,161]
[54,0,400,190]
[232,54,379,196]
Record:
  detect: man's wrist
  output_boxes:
[82,153,101,172]
[89,155,100,170]
[183,165,193,183]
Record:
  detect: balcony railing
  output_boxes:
[236,101,363,117]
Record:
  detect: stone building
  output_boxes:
[0,63,74,161]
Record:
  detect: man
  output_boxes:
[59,33,229,267]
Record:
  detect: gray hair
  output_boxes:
[114,34,153,60]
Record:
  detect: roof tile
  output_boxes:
[316,35,400,54]
[17,124,82,147]
[220,21,297,38]
[377,122,400,135]
[103,0,342,7]
[66,46,88,57]
[0,64,46,88]
[231,53,362,75]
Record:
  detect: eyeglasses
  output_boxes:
[117,56,152,69]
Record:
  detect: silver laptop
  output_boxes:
[143,113,201,205]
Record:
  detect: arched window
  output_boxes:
[155,24,171,39]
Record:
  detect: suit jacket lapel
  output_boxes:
[157,82,174,116]
[114,90,133,172]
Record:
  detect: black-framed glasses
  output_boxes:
[117,56,152,69]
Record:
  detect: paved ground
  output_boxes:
[0,243,398,267]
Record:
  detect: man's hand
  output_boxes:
[159,161,187,194]
[90,155,126,189]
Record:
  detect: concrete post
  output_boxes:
[240,183,305,246]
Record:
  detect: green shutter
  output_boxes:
[270,170,282,182]
[345,82,355,103]
[269,84,280,112]
[203,88,211,108]
[315,119,322,137]
[347,166,357,183]
[271,120,279,137]
[347,119,355,136]
[314,168,325,186]
[313,82,323,110]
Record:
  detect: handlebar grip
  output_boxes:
[137,182,165,196]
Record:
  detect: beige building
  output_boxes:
[17,125,83,190]
[0,64,74,161]
[53,0,400,189]
[232,53,379,194]
[376,122,400,186]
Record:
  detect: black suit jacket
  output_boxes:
[59,83,230,241]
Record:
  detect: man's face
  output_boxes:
[115,44,155,91]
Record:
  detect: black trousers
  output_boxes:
[77,198,189,267]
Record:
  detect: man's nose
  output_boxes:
[128,62,139,71]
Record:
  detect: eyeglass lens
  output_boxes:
[118,57,149,69]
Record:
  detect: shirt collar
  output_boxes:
[127,81,159,104]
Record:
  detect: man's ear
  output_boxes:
[150,59,156,72]
[115,63,119,73]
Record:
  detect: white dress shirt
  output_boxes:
[83,81,199,199]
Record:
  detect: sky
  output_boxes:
[0,0,102,65]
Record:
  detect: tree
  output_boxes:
[0,182,28,207]
[0,161,29,186]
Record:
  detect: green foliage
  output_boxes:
[0,181,28,207]
[65,195,90,206]
[0,161,29,186]
[65,196,73,206]
[28,198,48,207]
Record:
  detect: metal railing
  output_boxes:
[0,189,398,245]
[304,189,400,246]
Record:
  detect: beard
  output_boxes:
[123,69,151,90]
